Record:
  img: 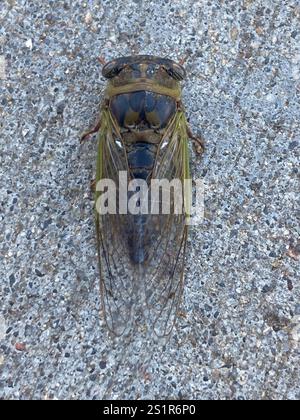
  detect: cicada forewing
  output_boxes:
[95,109,136,336]
[140,111,190,337]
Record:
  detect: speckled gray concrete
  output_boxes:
[0,0,299,400]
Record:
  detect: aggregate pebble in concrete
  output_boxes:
[0,0,299,400]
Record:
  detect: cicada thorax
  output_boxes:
[109,90,177,181]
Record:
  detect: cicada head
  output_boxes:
[102,55,186,93]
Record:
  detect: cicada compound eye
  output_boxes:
[102,60,125,79]
[163,63,186,81]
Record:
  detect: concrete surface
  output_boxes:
[0,0,299,400]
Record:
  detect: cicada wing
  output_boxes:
[142,112,191,337]
[95,109,138,336]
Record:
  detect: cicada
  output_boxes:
[81,55,204,337]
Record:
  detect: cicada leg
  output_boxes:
[187,126,205,155]
[179,51,191,66]
[98,56,106,65]
[80,119,101,143]
[90,179,96,193]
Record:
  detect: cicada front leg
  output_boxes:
[177,100,205,155]
[80,119,101,143]
[90,179,96,193]
[178,51,191,66]
[97,56,107,65]
[187,126,205,155]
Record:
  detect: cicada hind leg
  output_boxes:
[177,100,205,155]
[187,126,205,155]
[80,119,101,143]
